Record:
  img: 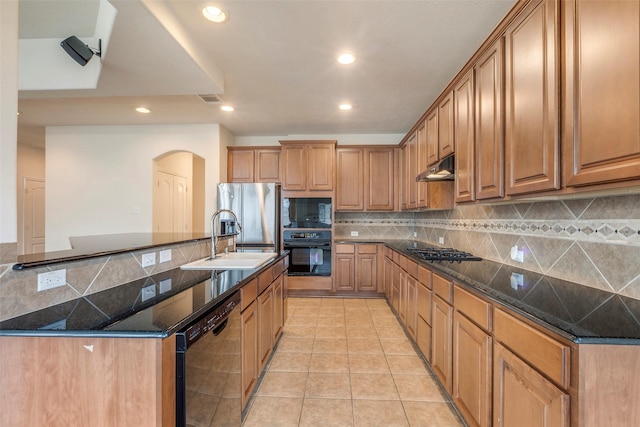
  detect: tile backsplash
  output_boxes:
[335,194,640,301]
[0,239,211,322]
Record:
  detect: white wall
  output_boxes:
[0,1,18,247]
[45,124,222,251]
[235,133,404,147]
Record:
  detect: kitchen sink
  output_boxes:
[180,252,277,270]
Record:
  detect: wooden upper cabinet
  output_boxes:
[504,0,560,196]
[475,38,505,200]
[228,147,281,183]
[255,149,281,182]
[563,0,640,187]
[407,132,418,209]
[227,148,255,182]
[336,148,364,210]
[336,146,395,211]
[454,69,475,203]
[280,140,335,193]
[365,147,396,211]
[438,90,455,160]
[426,108,439,166]
[416,120,429,208]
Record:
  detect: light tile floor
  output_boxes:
[243,297,464,427]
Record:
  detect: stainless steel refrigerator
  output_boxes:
[216,183,281,252]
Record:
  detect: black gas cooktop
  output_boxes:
[406,246,482,263]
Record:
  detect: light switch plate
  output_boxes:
[159,249,171,263]
[159,278,172,294]
[438,237,444,245]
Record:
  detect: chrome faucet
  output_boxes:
[210,209,242,259]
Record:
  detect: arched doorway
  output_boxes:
[152,151,205,234]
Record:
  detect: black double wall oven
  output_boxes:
[282,197,332,277]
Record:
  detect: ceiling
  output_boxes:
[17,0,516,140]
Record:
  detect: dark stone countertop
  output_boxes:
[381,239,640,344]
[0,252,287,338]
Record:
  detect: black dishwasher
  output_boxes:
[176,290,241,427]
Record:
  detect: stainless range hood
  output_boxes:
[416,155,455,182]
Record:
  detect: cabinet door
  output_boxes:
[281,144,307,190]
[336,148,364,210]
[416,315,432,363]
[405,275,418,339]
[399,269,408,324]
[391,263,401,313]
[432,294,453,393]
[563,0,640,186]
[475,38,505,200]
[356,245,378,292]
[334,254,355,291]
[308,144,334,190]
[228,149,255,182]
[404,132,418,209]
[494,343,569,427]
[365,147,396,211]
[416,120,429,208]
[258,287,273,371]
[439,91,455,160]
[453,312,492,427]
[384,256,393,299]
[505,0,560,195]
[272,275,284,342]
[454,69,476,203]
[426,108,439,166]
[255,149,281,183]
[241,301,259,409]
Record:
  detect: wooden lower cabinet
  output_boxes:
[405,274,418,339]
[258,285,274,371]
[334,243,381,294]
[272,274,284,342]
[432,294,454,394]
[453,311,492,427]
[334,252,356,291]
[356,244,378,292]
[241,300,259,409]
[494,342,569,427]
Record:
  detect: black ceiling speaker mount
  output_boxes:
[60,36,102,66]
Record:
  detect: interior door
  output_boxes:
[23,178,45,254]
[154,171,189,233]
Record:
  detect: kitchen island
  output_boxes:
[0,251,289,427]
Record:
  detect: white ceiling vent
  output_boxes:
[198,94,224,104]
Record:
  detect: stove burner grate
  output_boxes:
[406,246,482,263]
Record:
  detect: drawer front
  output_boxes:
[432,273,453,304]
[454,285,492,332]
[392,250,401,265]
[258,267,274,294]
[417,281,432,323]
[241,278,258,311]
[418,266,432,289]
[335,244,355,254]
[405,259,418,279]
[384,246,393,259]
[357,244,378,254]
[273,258,285,278]
[494,308,570,389]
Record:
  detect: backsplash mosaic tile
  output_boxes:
[335,194,640,301]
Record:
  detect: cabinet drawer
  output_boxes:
[432,273,453,304]
[241,278,258,311]
[454,285,492,332]
[392,250,402,265]
[335,244,355,254]
[405,259,418,279]
[273,258,285,278]
[384,246,393,259]
[357,244,378,254]
[418,266,431,289]
[494,308,570,389]
[258,267,274,294]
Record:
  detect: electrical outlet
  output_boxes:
[510,245,524,263]
[510,272,524,290]
[413,232,417,238]
[141,252,156,268]
[131,206,141,215]
[37,269,66,292]
[159,278,172,294]
[438,236,444,245]
[350,231,359,237]
[141,284,156,302]
[159,249,172,263]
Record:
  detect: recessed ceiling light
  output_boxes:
[203,6,227,23]
[339,104,352,111]
[220,105,234,112]
[337,53,355,65]
[135,107,151,114]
